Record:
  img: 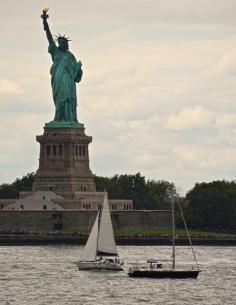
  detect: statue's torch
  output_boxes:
[41,8,49,20]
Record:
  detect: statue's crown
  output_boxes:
[55,34,71,43]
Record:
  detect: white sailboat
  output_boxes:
[78,192,123,271]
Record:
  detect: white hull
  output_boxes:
[78,260,123,271]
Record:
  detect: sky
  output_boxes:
[1,0,236,194]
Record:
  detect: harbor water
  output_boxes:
[0,245,235,305]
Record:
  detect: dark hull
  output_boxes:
[128,270,200,278]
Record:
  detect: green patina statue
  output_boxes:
[41,8,84,128]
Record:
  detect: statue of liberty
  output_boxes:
[41,9,83,128]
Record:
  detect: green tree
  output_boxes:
[95,173,176,210]
[0,173,35,199]
[185,180,236,231]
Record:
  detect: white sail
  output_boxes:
[80,212,99,261]
[97,192,118,256]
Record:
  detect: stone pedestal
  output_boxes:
[33,127,96,198]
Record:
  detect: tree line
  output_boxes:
[0,172,235,232]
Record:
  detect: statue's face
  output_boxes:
[58,39,69,52]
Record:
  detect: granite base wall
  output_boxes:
[0,210,171,232]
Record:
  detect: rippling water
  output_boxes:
[0,245,235,305]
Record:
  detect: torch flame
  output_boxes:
[42,8,49,14]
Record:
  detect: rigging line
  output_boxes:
[176,196,200,270]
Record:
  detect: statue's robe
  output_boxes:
[48,41,83,122]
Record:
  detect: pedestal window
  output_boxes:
[46,145,51,156]
[53,145,57,155]
[58,145,63,156]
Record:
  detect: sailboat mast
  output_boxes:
[172,196,176,270]
[96,206,102,257]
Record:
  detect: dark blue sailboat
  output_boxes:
[128,196,201,279]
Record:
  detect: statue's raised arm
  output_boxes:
[41,8,54,45]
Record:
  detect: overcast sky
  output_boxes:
[1,0,236,194]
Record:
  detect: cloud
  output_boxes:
[209,50,236,76]
[174,145,236,169]
[214,113,236,127]
[166,106,213,130]
[0,79,22,94]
